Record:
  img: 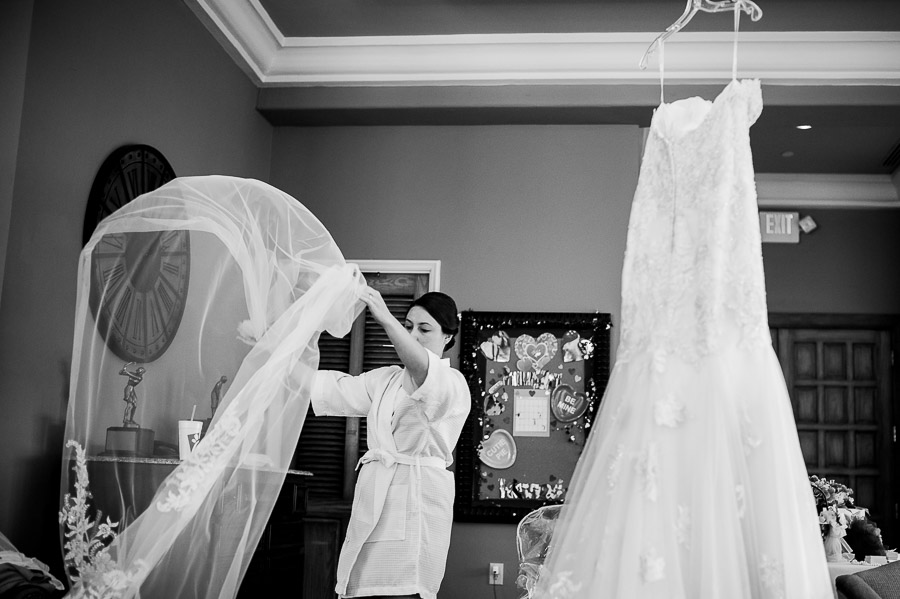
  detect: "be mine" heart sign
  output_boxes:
[550,383,588,423]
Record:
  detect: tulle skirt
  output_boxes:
[533,341,833,599]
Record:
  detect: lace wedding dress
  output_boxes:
[533,79,833,598]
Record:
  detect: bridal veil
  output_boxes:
[60,175,366,597]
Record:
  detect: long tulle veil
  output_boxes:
[59,175,366,598]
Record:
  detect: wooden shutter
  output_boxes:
[293,332,352,499]
[294,272,428,501]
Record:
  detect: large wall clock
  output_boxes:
[84,145,190,363]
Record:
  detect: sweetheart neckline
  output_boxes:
[650,78,759,143]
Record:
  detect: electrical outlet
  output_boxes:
[489,562,504,585]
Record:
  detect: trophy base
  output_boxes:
[104,427,155,457]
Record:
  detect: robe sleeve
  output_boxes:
[312,370,373,417]
[408,350,471,423]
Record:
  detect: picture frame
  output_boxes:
[453,310,612,523]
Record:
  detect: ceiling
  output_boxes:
[185,0,900,208]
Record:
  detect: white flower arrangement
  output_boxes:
[59,440,119,584]
[59,440,149,598]
[809,475,863,539]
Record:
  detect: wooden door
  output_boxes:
[772,320,897,544]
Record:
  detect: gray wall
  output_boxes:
[764,209,900,314]
[0,0,273,577]
[0,0,33,314]
[270,125,639,318]
[270,125,900,598]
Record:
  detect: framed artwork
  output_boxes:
[453,310,611,523]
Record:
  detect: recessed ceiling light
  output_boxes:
[795,125,812,130]
[781,151,795,158]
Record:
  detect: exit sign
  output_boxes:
[759,211,799,243]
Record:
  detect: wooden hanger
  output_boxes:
[639,0,763,70]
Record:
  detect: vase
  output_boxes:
[824,525,848,562]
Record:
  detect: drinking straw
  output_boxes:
[190,405,196,421]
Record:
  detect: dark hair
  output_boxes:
[845,518,886,562]
[409,292,460,350]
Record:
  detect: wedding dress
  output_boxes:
[60,176,367,598]
[532,72,833,599]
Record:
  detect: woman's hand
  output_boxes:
[359,286,393,326]
[360,286,430,386]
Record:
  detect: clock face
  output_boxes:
[89,230,190,362]
[85,145,188,362]
[83,145,176,245]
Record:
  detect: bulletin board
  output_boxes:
[453,311,611,523]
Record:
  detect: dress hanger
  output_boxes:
[639,0,763,70]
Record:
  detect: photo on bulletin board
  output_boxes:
[453,310,611,523]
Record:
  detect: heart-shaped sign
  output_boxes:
[550,384,588,423]
[484,394,505,416]
[479,331,511,362]
[514,333,559,371]
[479,429,517,469]
[562,331,584,362]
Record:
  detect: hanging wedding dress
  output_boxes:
[60,176,366,598]
[533,14,833,599]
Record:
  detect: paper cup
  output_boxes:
[178,420,203,460]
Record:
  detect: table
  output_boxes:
[77,455,312,596]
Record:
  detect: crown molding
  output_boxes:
[186,0,900,87]
[756,174,900,209]
[185,0,279,83]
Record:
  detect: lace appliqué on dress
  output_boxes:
[546,570,584,598]
[654,394,685,427]
[675,505,691,549]
[741,406,763,455]
[637,443,659,502]
[651,347,667,374]
[744,431,762,454]
[640,547,666,583]
[759,554,786,599]
[736,485,747,519]
[607,444,625,493]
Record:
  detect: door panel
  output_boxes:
[775,327,893,536]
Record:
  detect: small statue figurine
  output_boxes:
[210,375,228,417]
[119,362,146,428]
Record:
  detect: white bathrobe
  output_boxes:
[312,349,471,599]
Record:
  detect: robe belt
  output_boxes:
[352,448,448,552]
[356,447,447,471]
